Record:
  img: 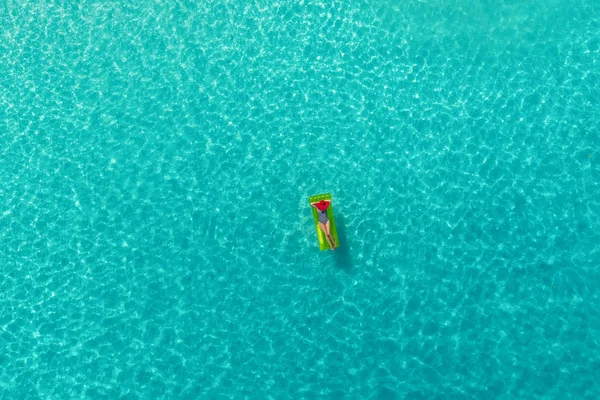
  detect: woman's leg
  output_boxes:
[325,221,336,248]
[318,222,334,250]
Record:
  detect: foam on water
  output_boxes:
[1,0,599,398]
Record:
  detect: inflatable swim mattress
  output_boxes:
[308,193,340,251]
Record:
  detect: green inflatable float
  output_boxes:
[308,193,340,251]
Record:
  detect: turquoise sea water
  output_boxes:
[1,0,599,398]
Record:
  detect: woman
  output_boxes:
[310,199,336,250]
